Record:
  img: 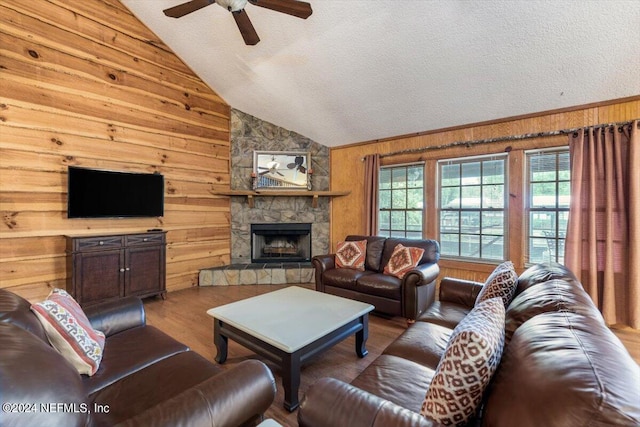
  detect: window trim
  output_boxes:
[378,162,425,238]
[523,147,570,266]
[437,153,509,263]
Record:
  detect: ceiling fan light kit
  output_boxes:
[216,0,247,12]
[163,0,312,45]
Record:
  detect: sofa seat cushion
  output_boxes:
[383,321,453,369]
[83,325,189,395]
[350,354,436,413]
[89,350,222,426]
[356,273,402,300]
[417,301,472,329]
[484,312,640,427]
[322,268,375,292]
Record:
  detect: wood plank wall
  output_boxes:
[329,98,640,282]
[0,0,231,301]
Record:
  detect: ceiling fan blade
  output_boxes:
[163,0,216,18]
[248,0,312,19]
[232,9,260,45]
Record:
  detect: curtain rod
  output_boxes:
[376,119,639,160]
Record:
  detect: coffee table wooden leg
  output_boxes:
[213,319,228,364]
[355,314,369,358]
[282,352,302,412]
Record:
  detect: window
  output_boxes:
[438,156,506,261]
[378,164,424,238]
[525,149,570,264]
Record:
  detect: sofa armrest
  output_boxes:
[402,263,440,320]
[298,378,443,427]
[84,296,146,337]
[116,359,276,427]
[312,255,335,292]
[438,277,483,308]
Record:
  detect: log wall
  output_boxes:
[0,0,231,301]
[329,98,640,282]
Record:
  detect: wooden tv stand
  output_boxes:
[66,231,166,307]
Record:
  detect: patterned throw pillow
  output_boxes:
[420,297,505,426]
[383,243,425,279]
[31,288,105,376]
[335,240,367,271]
[475,261,518,308]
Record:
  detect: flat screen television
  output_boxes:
[67,166,164,218]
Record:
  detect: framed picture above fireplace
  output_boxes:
[253,151,311,190]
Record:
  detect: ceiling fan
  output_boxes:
[163,0,313,45]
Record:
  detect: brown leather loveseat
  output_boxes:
[313,235,440,322]
[0,289,276,427]
[299,263,640,427]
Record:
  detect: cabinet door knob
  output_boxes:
[99,241,104,245]
[126,267,130,271]
[143,238,148,242]
[120,268,125,272]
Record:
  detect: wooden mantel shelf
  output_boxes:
[213,190,351,208]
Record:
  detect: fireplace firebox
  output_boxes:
[251,223,312,263]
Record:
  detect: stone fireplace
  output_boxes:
[251,223,312,263]
[198,109,329,287]
[227,109,331,265]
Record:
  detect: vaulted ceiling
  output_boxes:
[121,0,640,147]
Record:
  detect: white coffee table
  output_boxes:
[206,286,374,411]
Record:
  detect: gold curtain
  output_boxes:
[364,154,380,236]
[565,120,639,329]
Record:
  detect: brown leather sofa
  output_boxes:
[313,235,440,322]
[0,289,276,427]
[298,263,640,427]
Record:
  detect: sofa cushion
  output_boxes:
[350,354,436,413]
[383,321,453,369]
[484,312,640,427]
[356,273,402,300]
[346,235,386,271]
[31,289,106,376]
[335,240,367,271]
[417,300,473,329]
[475,261,518,308]
[505,278,604,344]
[383,244,425,278]
[420,297,505,426]
[322,268,375,293]
[88,350,222,426]
[83,325,189,395]
[515,261,580,296]
[380,238,440,273]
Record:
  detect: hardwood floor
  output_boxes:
[143,285,640,427]
[143,284,407,426]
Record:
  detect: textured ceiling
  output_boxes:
[121,0,640,147]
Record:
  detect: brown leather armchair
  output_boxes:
[313,235,440,322]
